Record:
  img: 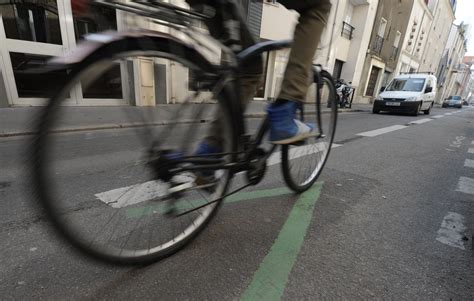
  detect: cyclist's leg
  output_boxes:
[279,1,331,102]
[268,0,331,144]
[186,0,263,151]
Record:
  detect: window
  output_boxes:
[386,78,426,92]
[73,4,117,41]
[0,0,62,45]
[393,31,401,47]
[9,52,68,98]
[378,18,387,38]
[81,64,123,99]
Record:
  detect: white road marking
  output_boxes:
[456,176,474,195]
[409,118,432,125]
[267,143,342,166]
[444,113,453,115]
[436,212,467,250]
[356,125,407,137]
[96,143,343,208]
[431,115,444,119]
[465,159,474,168]
[468,148,474,154]
[95,180,169,208]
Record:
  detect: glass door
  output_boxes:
[0,0,72,105]
[0,0,129,106]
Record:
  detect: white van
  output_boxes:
[373,73,437,116]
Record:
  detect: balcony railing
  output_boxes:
[371,35,384,55]
[341,21,355,40]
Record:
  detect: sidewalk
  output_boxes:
[0,101,372,137]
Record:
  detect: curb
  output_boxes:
[0,108,368,138]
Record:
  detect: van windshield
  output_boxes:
[386,78,426,92]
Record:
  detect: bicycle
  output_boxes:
[31,0,338,264]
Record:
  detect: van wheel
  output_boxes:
[423,103,433,115]
[372,107,380,114]
[412,104,421,116]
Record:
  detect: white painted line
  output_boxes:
[464,159,474,168]
[444,112,453,115]
[267,143,342,166]
[456,176,474,195]
[95,180,170,208]
[468,148,474,154]
[356,125,407,137]
[436,212,467,250]
[431,115,444,119]
[96,143,343,208]
[409,118,433,125]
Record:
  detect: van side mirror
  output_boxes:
[380,86,386,92]
[425,87,433,93]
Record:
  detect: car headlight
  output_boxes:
[405,97,419,102]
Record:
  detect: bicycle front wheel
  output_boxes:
[31,37,237,264]
[281,71,337,192]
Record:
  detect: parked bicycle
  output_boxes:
[31,0,338,264]
[335,79,354,108]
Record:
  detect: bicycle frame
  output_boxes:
[83,1,328,182]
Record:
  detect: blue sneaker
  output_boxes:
[194,142,222,183]
[194,142,222,157]
[267,101,315,144]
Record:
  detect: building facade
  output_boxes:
[418,0,456,75]
[0,0,263,107]
[259,0,379,102]
[357,0,414,103]
[437,23,468,102]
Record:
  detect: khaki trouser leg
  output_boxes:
[279,1,331,102]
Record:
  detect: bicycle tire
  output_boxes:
[281,71,337,192]
[31,36,238,264]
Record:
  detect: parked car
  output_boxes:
[373,73,437,116]
[442,95,463,108]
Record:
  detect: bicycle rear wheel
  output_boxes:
[281,71,337,192]
[32,37,237,264]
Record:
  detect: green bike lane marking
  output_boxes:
[126,187,294,218]
[241,182,324,301]
[123,182,324,299]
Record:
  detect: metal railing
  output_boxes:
[371,35,384,55]
[341,21,355,40]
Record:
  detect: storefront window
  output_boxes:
[10,52,68,98]
[82,64,123,99]
[0,0,62,45]
[72,3,121,99]
[73,4,117,41]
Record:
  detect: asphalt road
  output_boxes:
[0,106,473,299]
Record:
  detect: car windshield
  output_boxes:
[386,78,426,92]
[449,96,461,100]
